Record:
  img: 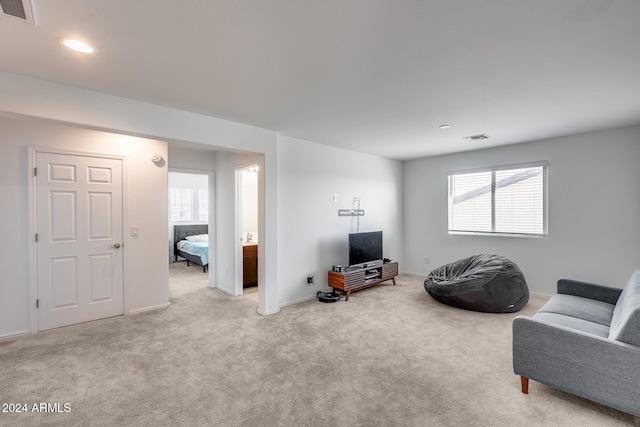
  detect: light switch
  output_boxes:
[131,226,139,237]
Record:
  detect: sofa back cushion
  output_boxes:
[608,269,640,346]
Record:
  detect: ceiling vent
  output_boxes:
[463,134,491,141]
[1,0,36,25]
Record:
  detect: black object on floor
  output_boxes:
[317,290,340,303]
[424,254,529,313]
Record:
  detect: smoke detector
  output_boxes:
[463,134,491,141]
[1,0,36,25]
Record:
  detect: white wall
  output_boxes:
[0,115,169,338]
[0,71,276,155]
[241,171,259,239]
[168,146,217,172]
[403,125,640,295]
[214,151,260,294]
[0,70,404,321]
[0,69,280,321]
[276,135,404,306]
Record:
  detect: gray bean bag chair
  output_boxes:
[424,254,529,313]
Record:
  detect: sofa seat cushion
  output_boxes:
[609,269,640,346]
[532,312,610,337]
[538,294,615,327]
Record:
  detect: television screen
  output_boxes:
[349,231,383,267]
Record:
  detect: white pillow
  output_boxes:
[185,234,208,242]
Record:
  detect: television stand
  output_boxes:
[328,262,398,301]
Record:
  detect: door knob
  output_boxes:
[111,243,121,249]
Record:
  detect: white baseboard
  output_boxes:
[279,294,317,308]
[257,306,280,315]
[0,329,31,341]
[217,287,238,296]
[128,302,170,315]
[402,271,428,278]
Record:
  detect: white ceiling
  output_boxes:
[1,0,639,160]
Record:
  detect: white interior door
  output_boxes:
[36,152,124,331]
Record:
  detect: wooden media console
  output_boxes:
[328,261,398,301]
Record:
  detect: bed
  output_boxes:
[174,224,209,273]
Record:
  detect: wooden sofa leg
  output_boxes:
[521,376,529,394]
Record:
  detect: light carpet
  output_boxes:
[0,263,633,426]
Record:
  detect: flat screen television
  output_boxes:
[349,231,383,268]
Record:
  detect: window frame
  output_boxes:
[447,161,548,238]
[197,187,209,223]
[169,186,194,223]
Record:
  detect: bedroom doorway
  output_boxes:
[168,170,212,296]
[236,164,259,300]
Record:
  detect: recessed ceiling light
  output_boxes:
[439,124,451,129]
[62,39,95,54]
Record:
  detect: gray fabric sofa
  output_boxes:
[513,270,640,424]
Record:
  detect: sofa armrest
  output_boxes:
[513,316,640,416]
[557,278,622,304]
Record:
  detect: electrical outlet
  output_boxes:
[307,276,314,285]
[424,256,430,264]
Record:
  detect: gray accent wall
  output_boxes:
[403,125,640,295]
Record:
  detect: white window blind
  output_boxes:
[198,188,209,222]
[448,163,547,236]
[170,187,193,222]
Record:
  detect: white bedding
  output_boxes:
[177,240,209,265]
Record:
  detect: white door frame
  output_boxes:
[168,167,215,288]
[235,162,259,297]
[28,146,128,333]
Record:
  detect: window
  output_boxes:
[169,172,209,223]
[170,187,193,222]
[448,162,547,237]
[198,188,209,222]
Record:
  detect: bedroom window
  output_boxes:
[448,162,547,237]
[170,187,194,222]
[198,188,209,222]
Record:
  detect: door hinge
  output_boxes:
[34,167,37,176]
[36,299,39,309]
[35,233,38,242]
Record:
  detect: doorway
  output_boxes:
[236,164,259,299]
[168,169,212,297]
